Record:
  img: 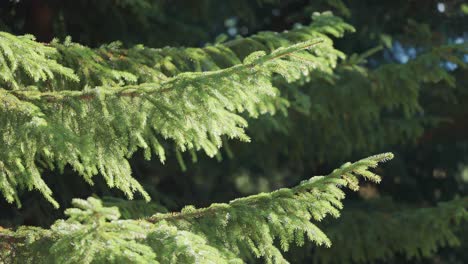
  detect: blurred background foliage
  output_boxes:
[0,0,467,263]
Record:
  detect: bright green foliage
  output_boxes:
[0,153,393,263]
[0,12,349,208]
[102,197,168,219]
[0,2,467,263]
[0,32,78,90]
[49,12,352,89]
[314,197,468,264]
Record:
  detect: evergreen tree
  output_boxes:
[0,1,467,263]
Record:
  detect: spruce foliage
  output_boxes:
[0,1,467,263]
[0,153,393,263]
[0,13,348,207]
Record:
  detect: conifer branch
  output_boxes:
[0,32,330,207]
[0,3,466,264]
[6,40,324,103]
[0,154,394,263]
[0,32,78,90]
[1,12,350,93]
[147,153,393,223]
